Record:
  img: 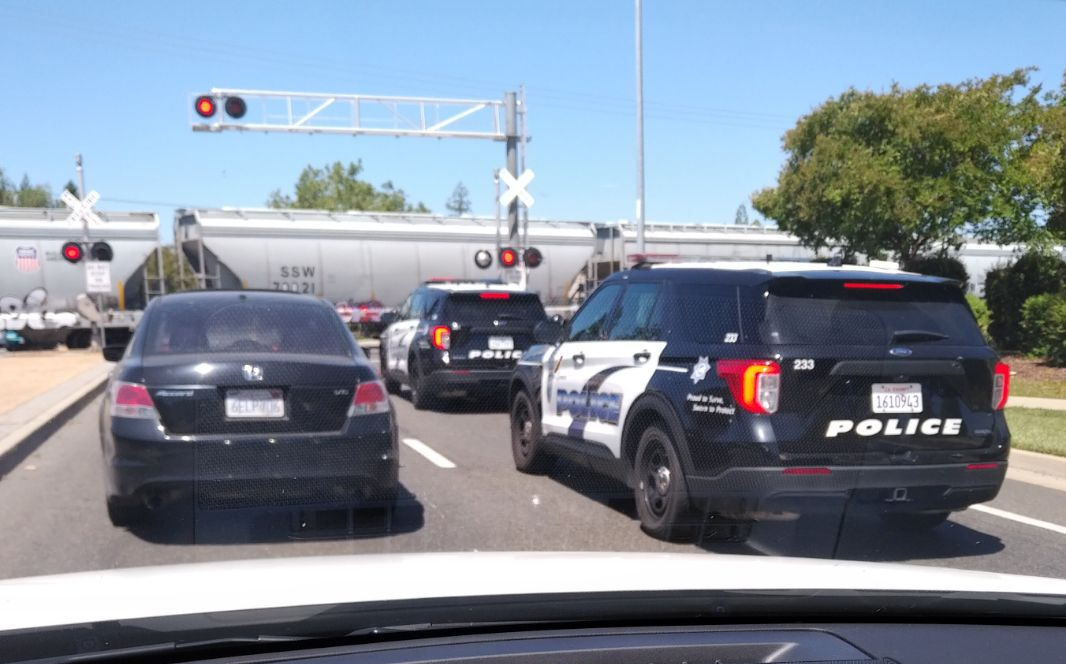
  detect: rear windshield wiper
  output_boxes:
[891,329,950,342]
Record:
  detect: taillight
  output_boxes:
[349,380,390,416]
[430,325,451,350]
[992,362,1010,410]
[716,360,780,414]
[843,282,904,290]
[110,381,159,419]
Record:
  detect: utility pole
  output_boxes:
[504,91,519,245]
[635,0,646,254]
[75,154,88,243]
[518,85,530,290]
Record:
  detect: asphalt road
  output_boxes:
[0,390,1064,580]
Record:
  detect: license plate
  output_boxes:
[871,383,922,413]
[488,336,514,350]
[225,389,285,419]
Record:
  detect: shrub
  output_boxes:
[965,294,990,339]
[1021,294,1066,363]
[985,252,1066,351]
[903,255,969,290]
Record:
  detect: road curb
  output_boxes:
[0,372,109,479]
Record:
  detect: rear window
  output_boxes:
[670,283,742,344]
[145,300,353,356]
[756,278,985,346]
[441,292,546,322]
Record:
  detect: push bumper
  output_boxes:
[686,462,1007,518]
[422,368,513,396]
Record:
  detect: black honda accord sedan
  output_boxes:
[99,290,398,526]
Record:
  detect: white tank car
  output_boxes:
[175,208,598,306]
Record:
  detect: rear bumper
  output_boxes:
[106,415,399,510]
[422,368,513,395]
[686,462,1007,518]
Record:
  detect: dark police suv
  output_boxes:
[508,261,1010,541]
[100,290,398,526]
[380,280,548,409]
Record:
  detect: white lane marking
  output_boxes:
[970,504,1066,536]
[401,438,456,469]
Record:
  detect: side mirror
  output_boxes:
[533,320,564,345]
[379,311,398,326]
[102,344,126,362]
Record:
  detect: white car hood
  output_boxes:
[1,552,1065,631]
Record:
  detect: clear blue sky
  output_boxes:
[1,0,1064,237]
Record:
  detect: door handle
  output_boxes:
[572,352,585,365]
[633,350,651,363]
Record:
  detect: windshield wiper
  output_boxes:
[891,329,950,342]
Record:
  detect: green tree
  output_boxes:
[752,70,1045,262]
[0,168,54,207]
[445,181,472,215]
[734,203,749,225]
[1030,72,1066,238]
[268,160,429,212]
[145,246,199,293]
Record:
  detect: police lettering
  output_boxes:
[469,349,524,360]
[825,418,964,438]
[556,389,622,424]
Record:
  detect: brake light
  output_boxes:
[783,467,832,475]
[110,381,159,419]
[716,360,780,414]
[430,325,451,350]
[992,362,1010,410]
[843,282,904,290]
[480,292,510,299]
[967,463,999,471]
[349,380,390,416]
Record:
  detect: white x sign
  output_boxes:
[498,168,535,208]
[61,190,103,226]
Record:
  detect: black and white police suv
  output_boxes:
[380,280,548,409]
[508,261,1011,541]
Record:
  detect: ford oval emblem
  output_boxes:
[889,347,913,357]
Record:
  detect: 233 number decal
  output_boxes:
[793,358,815,370]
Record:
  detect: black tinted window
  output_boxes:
[146,300,352,356]
[443,292,546,322]
[568,283,622,341]
[671,283,742,344]
[608,283,664,340]
[759,278,985,346]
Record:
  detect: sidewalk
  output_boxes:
[0,349,111,474]
[1009,396,1066,411]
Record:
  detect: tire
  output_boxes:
[65,329,92,350]
[511,391,553,473]
[408,356,435,411]
[879,511,951,530]
[380,353,401,395]
[106,497,147,527]
[633,425,695,541]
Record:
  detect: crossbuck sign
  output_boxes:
[498,168,535,208]
[61,190,103,226]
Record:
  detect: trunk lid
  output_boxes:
[141,354,373,435]
[743,278,1002,464]
[440,292,545,369]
